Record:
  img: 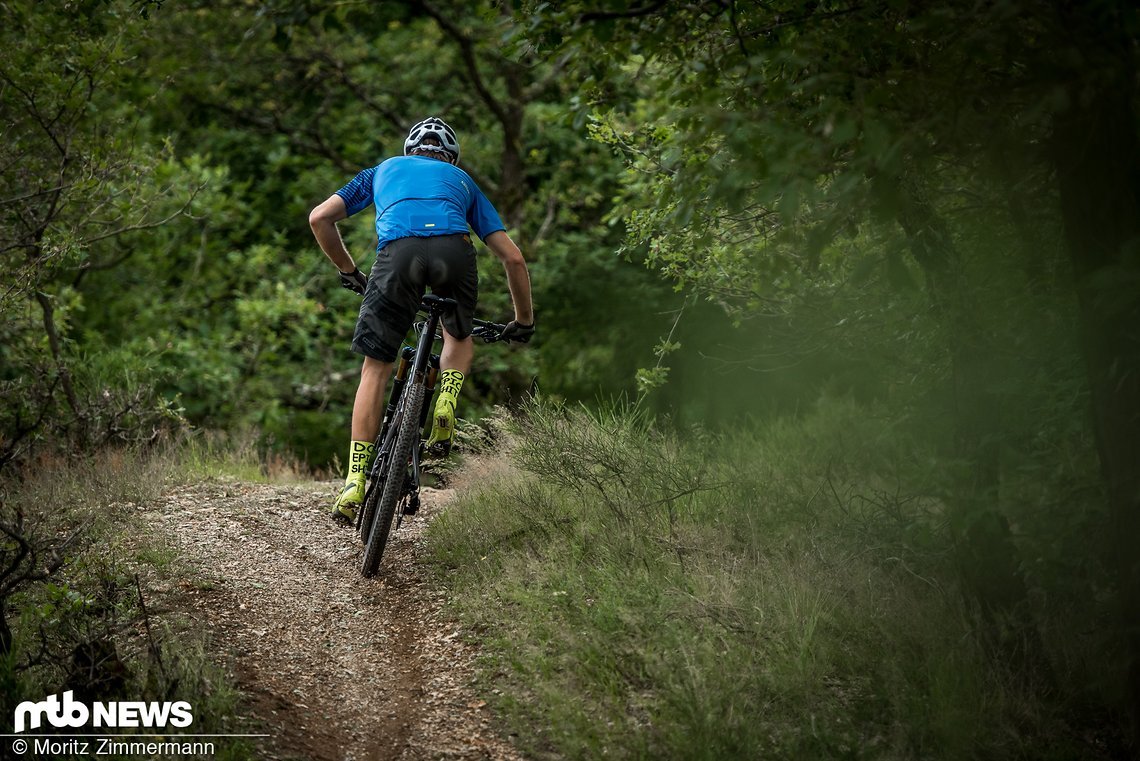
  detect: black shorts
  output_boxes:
[351,234,478,362]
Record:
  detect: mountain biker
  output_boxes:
[309,116,534,524]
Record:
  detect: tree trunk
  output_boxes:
[1051,55,1140,745]
[34,289,83,429]
[496,65,528,233]
[895,179,1046,668]
[0,599,10,656]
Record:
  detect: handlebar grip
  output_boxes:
[471,322,507,343]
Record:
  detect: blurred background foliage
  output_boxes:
[2,0,1139,751]
[1,0,677,469]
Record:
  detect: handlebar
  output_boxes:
[411,307,523,345]
[471,319,513,344]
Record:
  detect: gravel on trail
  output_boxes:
[151,479,524,761]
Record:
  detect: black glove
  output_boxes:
[499,319,535,343]
[339,267,367,295]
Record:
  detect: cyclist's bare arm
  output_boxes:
[309,195,357,273]
[485,230,533,325]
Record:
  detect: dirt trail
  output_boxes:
[151,479,522,761]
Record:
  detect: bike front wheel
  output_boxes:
[360,380,425,577]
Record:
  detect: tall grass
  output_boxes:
[428,397,1123,760]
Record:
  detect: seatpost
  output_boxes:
[411,308,441,378]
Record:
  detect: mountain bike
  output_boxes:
[356,294,518,577]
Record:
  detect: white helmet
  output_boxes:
[404,117,460,162]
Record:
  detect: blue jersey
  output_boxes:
[335,156,506,252]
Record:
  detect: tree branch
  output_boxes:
[727,0,750,57]
[532,194,558,248]
[307,50,406,136]
[0,182,74,209]
[0,376,61,469]
[757,4,865,36]
[0,518,34,595]
[414,0,511,128]
[82,183,205,246]
[580,1,668,22]
[34,290,83,424]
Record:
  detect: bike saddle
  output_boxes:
[421,294,459,312]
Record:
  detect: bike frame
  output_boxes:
[365,295,452,516]
[355,292,513,574]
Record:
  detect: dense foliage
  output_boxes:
[1,0,674,471]
[2,0,1139,753]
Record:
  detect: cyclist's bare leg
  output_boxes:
[332,356,394,521]
[352,356,392,441]
[440,328,473,374]
[332,357,392,521]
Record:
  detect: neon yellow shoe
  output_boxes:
[425,395,456,457]
[331,479,364,524]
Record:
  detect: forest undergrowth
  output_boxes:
[428,399,1127,760]
[0,437,299,759]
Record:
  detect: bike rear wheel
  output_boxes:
[360,381,425,577]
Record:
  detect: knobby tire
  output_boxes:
[357,466,380,543]
[357,427,395,542]
[360,381,424,577]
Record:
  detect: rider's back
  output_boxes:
[337,155,502,251]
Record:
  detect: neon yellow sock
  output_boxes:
[346,440,376,486]
[427,370,464,450]
[436,369,465,416]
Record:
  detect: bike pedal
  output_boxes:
[426,440,452,459]
[403,495,420,516]
[331,506,357,526]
